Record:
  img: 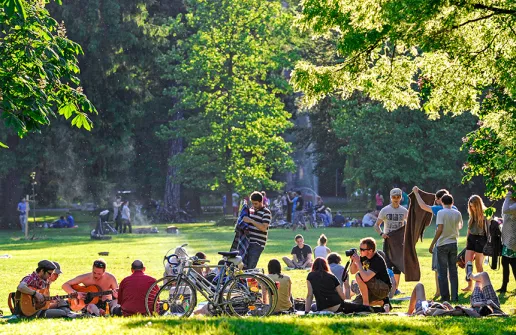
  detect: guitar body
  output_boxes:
[16,287,50,317]
[69,284,112,311]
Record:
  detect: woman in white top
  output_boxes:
[314,234,331,259]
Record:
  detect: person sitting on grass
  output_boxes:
[282,234,312,269]
[267,259,293,314]
[51,216,67,228]
[313,234,331,259]
[65,212,76,228]
[327,252,350,299]
[305,258,383,314]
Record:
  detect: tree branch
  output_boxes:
[472,4,516,15]
[453,13,496,28]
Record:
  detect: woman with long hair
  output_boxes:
[305,257,345,313]
[463,195,488,291]
[267,259,292,313]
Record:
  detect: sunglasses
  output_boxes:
[93,261,106,268]
[45,270,54,275]
[359,248,371,252]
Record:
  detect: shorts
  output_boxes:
[466,234,487,253]
[471,284,500,308]
[352,277,390,303]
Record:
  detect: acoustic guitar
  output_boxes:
[16,287,77,317]
[68,284,113,311]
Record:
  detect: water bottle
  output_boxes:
[484,256,489,265]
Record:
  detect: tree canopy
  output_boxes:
[159,0,296,196]
[0,0,96,147]
[292,0,516,199]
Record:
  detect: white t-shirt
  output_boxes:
[436,207,463,247]
[313,245,330,259]
[378,204,408,234]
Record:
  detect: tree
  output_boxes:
[159,0,296,216]
[0,0,96,147]
[291,0,516,199]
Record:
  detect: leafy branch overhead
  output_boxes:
[292,0,516,199]
[0,0,96,147]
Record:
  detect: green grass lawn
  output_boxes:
[1,214,515,334]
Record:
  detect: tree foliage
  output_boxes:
[160,0,296,195]
[291,0,516,199]
[0,0,95,147]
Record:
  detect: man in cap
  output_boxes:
[374,187,408,294]
[16,260,70,318]
[62,259,119,316]
[114,260,158,316]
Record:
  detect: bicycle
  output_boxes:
[145,245,278,317]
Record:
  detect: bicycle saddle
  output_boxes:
[218,251,239,257]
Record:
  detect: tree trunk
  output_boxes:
[160,136,182,222]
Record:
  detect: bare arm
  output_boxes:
[302,253,313,268]
[336,284,346,301]
[429,224,444,253]
[62,274,89,294]
[305,280,313,313]
[374,218,388,239]
[242,216,270,232]
[412,186,433,213]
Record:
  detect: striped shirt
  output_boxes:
[248,206,271,246]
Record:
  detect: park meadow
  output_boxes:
[0,212,515,335]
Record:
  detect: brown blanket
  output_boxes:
[404,190,435,281]
[385,225,405,273]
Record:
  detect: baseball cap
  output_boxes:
[390,188,402,197]
[52,261,63,274]
[38,260,56,271]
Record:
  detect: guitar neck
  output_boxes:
[44,294,73,301]
[88,290,113,297]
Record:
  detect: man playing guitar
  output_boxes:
[16,260,72,318]
[62,259,119,315]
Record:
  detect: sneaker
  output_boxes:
[394,289,403,296]
[496,287,507,294]
[465,261,473,281]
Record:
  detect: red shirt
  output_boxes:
[118,271,157,316]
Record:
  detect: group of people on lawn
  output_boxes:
[13,187,514,318]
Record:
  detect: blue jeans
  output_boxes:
[244,243,264,270]
[437,243,458,301]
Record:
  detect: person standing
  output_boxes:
[114,260,157,316]
[374,188,408,294]
[412,186,456,299]
[291,191,306,231]
[232,192,240,217]
[113,196,122,222]
[429,194,463,302]
[400,187,409,209]
[121,201,132,234]
[462,195,488,292]
[500,189,516,293]
[17,198,29,232]
[375,190,384,210]
[241,191,271,269]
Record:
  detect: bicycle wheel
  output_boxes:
[247,272,278,313]
[221,274,275,317]
[145,276,197,317]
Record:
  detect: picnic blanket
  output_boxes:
[230,203,250,262]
